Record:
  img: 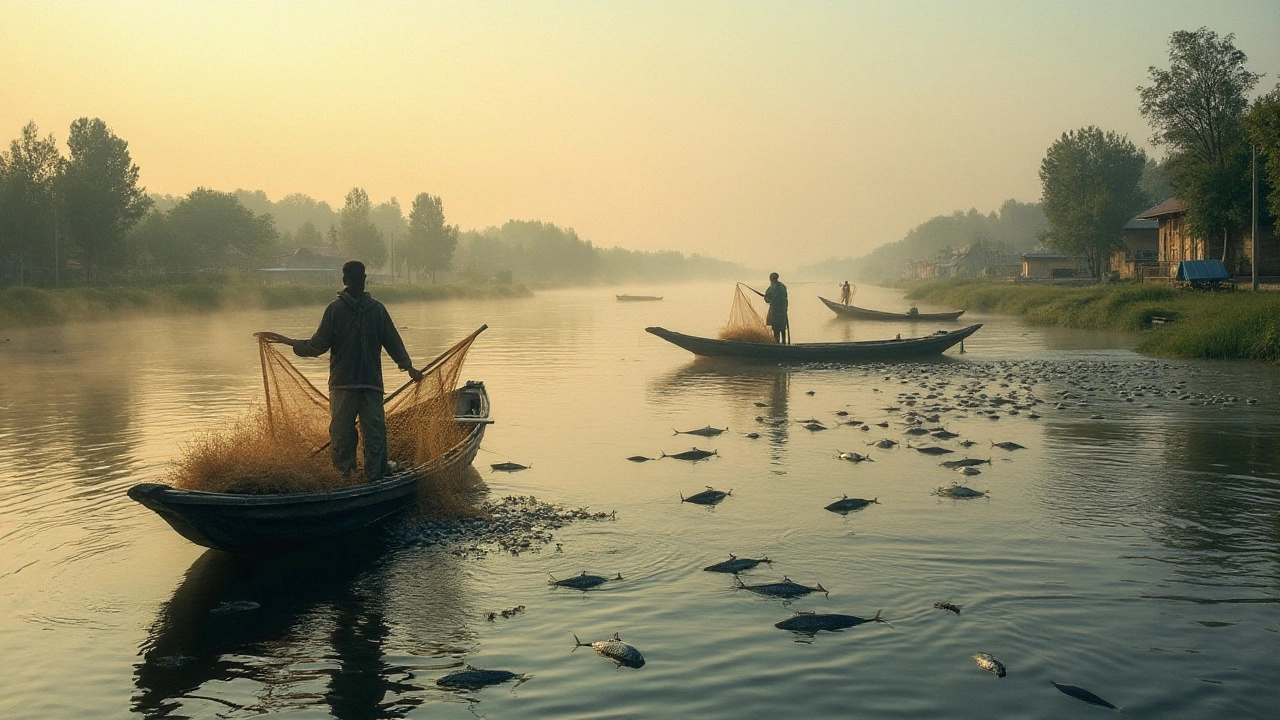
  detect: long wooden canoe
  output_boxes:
[819,296,965,321]
[645,325,981,362]
[128,381,490,553]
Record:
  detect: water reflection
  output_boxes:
[133,534,475,719]
[648,361,792,464]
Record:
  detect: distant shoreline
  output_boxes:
[0,282,533,331]
[905,279,1280,362]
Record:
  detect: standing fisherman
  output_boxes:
[764,272,789,344]
[840,280,852,305]
[259,260,424,481]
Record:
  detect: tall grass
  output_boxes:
[906,279,1280,362]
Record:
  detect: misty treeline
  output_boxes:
[1,118,742,287]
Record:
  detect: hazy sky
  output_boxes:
[2,1,1278,269]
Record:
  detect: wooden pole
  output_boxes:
[1253,143,1259,292]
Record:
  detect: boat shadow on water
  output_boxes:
[132,531,476,719]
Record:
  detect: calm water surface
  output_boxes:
[1,282,1278,719]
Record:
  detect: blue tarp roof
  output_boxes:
[1176,259,1229,281]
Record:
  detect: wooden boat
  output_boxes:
[617,294,663,301]
[128,381,491,553]
[645,325,981,362]
[819,296,965,321]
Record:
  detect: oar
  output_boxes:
[308,324,488,457]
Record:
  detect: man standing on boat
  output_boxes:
[259,260,423,481]
[840,280,852,305]
[764,272,789,344]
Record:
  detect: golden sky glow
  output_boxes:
[2,1,1277,268]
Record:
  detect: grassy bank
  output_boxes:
[0,282,532,331]
[906,279,1280,362]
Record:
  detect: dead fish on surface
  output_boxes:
[836,450,873,462]
[753,401,768,407]
[774,610,887,633]
[573,632,645,668]
[933,601,961,615]
[990,441,1025,450]
[803,422,829,431]
[745,432,761,439]
[735,575,828,598]
[904,427,931,436]
[825,495,879,513]
[549,571,623,590]
[935,484,986,499]
[673,425,727,437]
[1051,681,1117,710]
[437,666,527,689]
[940,458,990,469]
[681,486,732,505]
[958,440,978,448]
[490,462,530,472]
[703,554,771,573]
[910,444,954,455]
[661,447,718,461]
[957,466,982,476]
[931,430,960,440]
[875,421,890,428]
[210,600,260,615]
[869,438,898,449]
[625,455,656,462]
[973,652,1007,677]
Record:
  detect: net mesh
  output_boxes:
[718,283,775,343]
[169,326,484,515]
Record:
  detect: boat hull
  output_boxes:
[617,294,663,301]
[645,325,981,362]
[819,297,964,321]
[129,381,489,553]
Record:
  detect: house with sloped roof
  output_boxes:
[1110,215,1159,279]
[1137,198,1279,279]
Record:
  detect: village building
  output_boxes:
[1110,216,1159,279]
[1021,251,1085,279]
[1136,198,1280,280]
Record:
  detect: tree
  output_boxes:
[405,193,458,283]
[337,187,386,269]
[0,122,65,284]
[294,220,323,246]
[1138,28,1261,257]
[165,188,278,267]
[1244,84,1280,232]
[1039,126,1148,279]
[60,118,151,280]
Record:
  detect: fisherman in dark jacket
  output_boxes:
[260,261,423,480]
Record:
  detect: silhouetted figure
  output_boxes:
[764,272,790,344]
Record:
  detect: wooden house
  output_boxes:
[1021,252,1084,279]
[1137,198,1280,279]
[1110,216,1159,279]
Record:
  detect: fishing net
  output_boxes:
[718,283,775,343]
[169,326,485,517]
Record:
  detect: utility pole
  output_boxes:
[1252,143,1259,292]
[53,205,60,288]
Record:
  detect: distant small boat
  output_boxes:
[819,297,964,321]
[617,294,663,302]
[645,324,981,362]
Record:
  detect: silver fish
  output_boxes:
[662,447,718,461]
[681,486,732,505]
[703,554,771,573]
[673,425,727,437]
[957,466,981,476]
[549,571,622,590]
[774,610,886,633]
[939,458,990,469]
[870,438,898,449]
[991,441,1025,450]
[574,632,645,668]
[735,575,828,598]
[803,422,829,431]
[836,450,873,462]
[911,445,954,455]
[437,666,525,689]
[825,495,879,513]
[931,430,960,440]
[935,484,986,499]
[974,652,1006,677]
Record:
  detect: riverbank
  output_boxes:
[905,279,1280,362]
[0,282,532,330]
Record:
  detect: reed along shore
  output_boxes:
[0,282,531,331]
[906,278,1280,362]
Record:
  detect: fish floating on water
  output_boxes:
[836,450,873,462]
[735,575,828,598]
[662,447,718,461]
[774,610,887,633]
[933,601,961,614]
[940,458,990,469]
[625,455,655,462]
[957,466,981,476]
[210,600,260,615]
[703,553,771,573]
[991,441,1025,451]
[803,422,829,431]
[574,632,646,668]
[549,571,622,590]
[910,444,954,455]
[490,462,530,472]
[973,652,1006,677]
[935,484,986,499]
[932,430,960,440]
[681,486,732,505]
[904,427,931,436]
[870,438,898,449]
[1051,681,1117,710]
[825,495,879,513]
[437,666,526,690]
[673,425,727,437]
[745,432,760,439]
[958,440,978,448]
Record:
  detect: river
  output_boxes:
[1,281,1277,719]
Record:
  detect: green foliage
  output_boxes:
[165,188,279,264]
[0,122,64,277]
[337,187,387,269]
[404,193,458,283]
[60,118,151,280]
[1244,84,1280,233]
[1138,27,1260,247]
[1039,126,1148,279]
